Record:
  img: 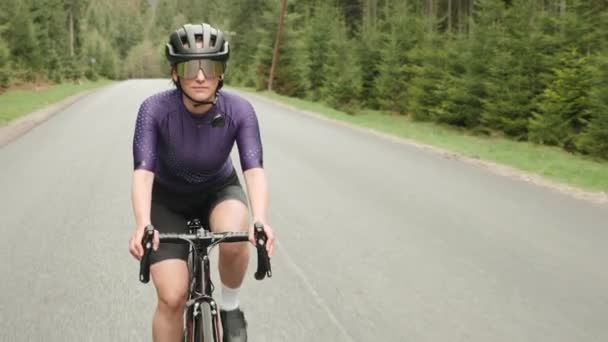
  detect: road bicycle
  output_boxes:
[139,219,272,342]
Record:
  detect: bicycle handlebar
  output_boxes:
[139,223,272,284]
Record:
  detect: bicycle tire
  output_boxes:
[194,301,217,342]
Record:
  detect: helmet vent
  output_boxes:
[165,23,230,65]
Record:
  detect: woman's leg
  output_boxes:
[150,259,189,342]
[209,198,250,290]
[149,199,191,342]
[209,197,250,342]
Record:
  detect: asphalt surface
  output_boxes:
[1,80,607,342]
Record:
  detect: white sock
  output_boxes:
[221,284,240,311]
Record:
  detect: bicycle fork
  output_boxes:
[186,252,222,341]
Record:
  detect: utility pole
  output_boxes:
[268,0,287,91]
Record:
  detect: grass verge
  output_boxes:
[0,80,113,126]
[240,88,608,193]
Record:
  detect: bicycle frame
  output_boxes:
[186,220,223,342]
[139,219,272,342]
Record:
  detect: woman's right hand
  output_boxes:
[129,225,159,260]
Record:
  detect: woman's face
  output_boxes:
[171,39,223,103]
[172,66,221,103]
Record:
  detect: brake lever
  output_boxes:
[253,222,272,280]
[139,225,155,283]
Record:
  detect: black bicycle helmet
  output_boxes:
[165,23,230,65]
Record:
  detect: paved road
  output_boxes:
[1,80,607,342]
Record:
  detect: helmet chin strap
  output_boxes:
[176,80,218,107]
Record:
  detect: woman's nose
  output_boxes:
[195,69,206,81]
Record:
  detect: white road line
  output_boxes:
[274,239,357,342]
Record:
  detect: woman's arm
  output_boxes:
[243,167,269,224]
[132,169,155,230]
[243,167,275,257]
[129,98,159,259]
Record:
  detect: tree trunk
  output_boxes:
[371,0,377,29]
[268,0,287,91]
[363,0,376,30]
[469,0,474,37]
[458,0,464,33]
[470,0,474,18]
[448,0,453,32]
[69,8,74,57]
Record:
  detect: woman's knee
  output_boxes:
[151,259,189,313]
[210,199,249,233]
[157,288,187,313]
[219,239,249,260]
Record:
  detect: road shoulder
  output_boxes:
[243,90,608,206]
[0,89,98,147]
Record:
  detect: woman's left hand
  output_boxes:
[249,221,275,258]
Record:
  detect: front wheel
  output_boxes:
[190,301,218,342]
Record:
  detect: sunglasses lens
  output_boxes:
[200,60,225,78]
[176,60,200,79]
[176,60,225,79]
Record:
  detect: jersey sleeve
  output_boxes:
[132,98,159,172]
[236,101,264,171]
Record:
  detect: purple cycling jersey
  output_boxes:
[132,89,263,193]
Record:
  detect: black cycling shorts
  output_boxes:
[149,171,248,265]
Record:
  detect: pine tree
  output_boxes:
[464,0,505,132]
[406,17,446,121]
[7,0,40,78]
[558,0,605,56]
[0,0,12,86]
[32,0,69,81]
[529,48,593,151]
[356,24,382,109]
[250,4,277,91]
[139,0,151,16]
[303,1,336,100]
[65,0,91,58]
[319,14,362,113]
[432,37,483,128]
[0,36,10,87]
[124,39,164,78]
[114,12,144,59]
[478,0,539,138]
[373,2,417,115]
[227,0,273,87]
[154,0,179,35]
[272,9,310,98]
[578,54,608,159]
[99,46,119,79]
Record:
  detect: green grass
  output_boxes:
[0,80,113,126]
[240,88,608,193]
